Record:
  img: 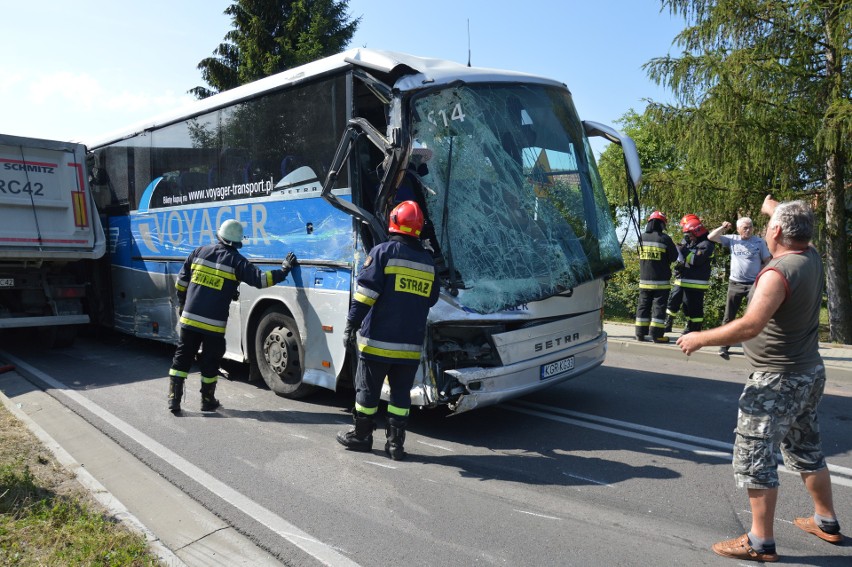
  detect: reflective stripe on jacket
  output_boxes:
[638,229,678,290]
[677,235,715,286]
[348,235,439,365]
[177,241,287,335]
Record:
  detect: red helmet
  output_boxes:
[648,211,667,223]
[388,200,424,237]
[680,213,700,227]
[682,218,708,237]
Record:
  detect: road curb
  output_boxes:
[0,370,186,567]
[604,322,852,384]
[0,359,287,567]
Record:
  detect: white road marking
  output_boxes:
[416,440,454,451]
[514,509,562,520]
[505,400,852,488]
[562,472,611,487]
[3,352,361,567]
[365,460,397,469]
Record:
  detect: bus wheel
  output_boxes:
[253,309,315,399]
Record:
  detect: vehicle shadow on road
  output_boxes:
[410,450,682,487]
[401,404,729,487]
[169,387,350,425]
[783,553,852,566]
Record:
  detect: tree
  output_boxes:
[635,0,851,343]
[190,0,359,98]
[597,109,696,232]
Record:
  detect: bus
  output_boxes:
[86,49,641,414]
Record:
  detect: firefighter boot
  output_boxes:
[664,316,674,333]
[686,321,703,334]
[336,411,375,452]
[651,332,670,344]
[167,377,184,413]
[200,380,221,411]
[385,416,408,461]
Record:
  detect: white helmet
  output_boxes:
[217,219,244,248]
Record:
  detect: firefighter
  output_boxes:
[635,211,678,343]
[664,213,700,332]
[167,219,297,413]
[668,217,715,334]
[336,200,440,460]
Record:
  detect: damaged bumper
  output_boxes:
[441,332,607,414]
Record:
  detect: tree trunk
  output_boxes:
[824,151,851,344]
[822,6,851,344]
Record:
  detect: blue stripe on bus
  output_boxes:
[116,257,351,292]
[136,177,162,214]
[108,196,355,266]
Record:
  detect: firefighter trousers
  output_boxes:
[170,327,226,380]
[666,284,684,318]
[635,288,669,340]
[681,288,706,332]
[355,358,416,414]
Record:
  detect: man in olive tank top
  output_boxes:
[677,196,842,562]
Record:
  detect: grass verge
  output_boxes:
[0,401,160,566]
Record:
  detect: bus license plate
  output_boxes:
[540,356,574,380]
[0,278,12,287]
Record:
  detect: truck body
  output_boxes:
[0,133,105,343]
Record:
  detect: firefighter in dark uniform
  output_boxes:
[667,217,715,334]
[635,211,678,343]
[336,201,440,460]
[665,213,700,332]
[167,219,297,413]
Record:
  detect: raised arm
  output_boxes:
[707,221,732,243]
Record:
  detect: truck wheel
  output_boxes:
[38,325,77,348]
[252,308,315,399]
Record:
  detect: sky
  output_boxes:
[1,1,686,156]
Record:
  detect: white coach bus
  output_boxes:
[86,48,640,413]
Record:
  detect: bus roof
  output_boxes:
[87,48,566,148]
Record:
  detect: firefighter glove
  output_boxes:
[342,322,357,350]
[282,251,298,273]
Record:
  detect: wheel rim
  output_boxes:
[263,325,293,376]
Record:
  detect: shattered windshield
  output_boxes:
[410,84,623,314]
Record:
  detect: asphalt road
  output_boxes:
[2,329,851,566]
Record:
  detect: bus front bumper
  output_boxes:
[412,333,608,414]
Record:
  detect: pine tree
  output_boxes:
[639,0,851,342]
[190,0,359,99]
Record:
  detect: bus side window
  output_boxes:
[280,155,303,178]
[179,171,207,193]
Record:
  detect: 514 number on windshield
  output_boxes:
[427,103,466,128]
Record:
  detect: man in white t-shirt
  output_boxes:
[708,217,771,359]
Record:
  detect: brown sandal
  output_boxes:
[794,516,843,544]
[711,534,779,562]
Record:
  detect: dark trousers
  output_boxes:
[682,288,706,331]
[666,284,684,317]
[355,358,417,413]
[722,281,753,325]
[720,280,753,348]
[635,288,669,340]
[667,285,705,331]
[171,327,226,379]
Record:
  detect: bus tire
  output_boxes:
[253,309,315,399]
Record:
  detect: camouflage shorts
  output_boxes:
[733,365,827,489]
